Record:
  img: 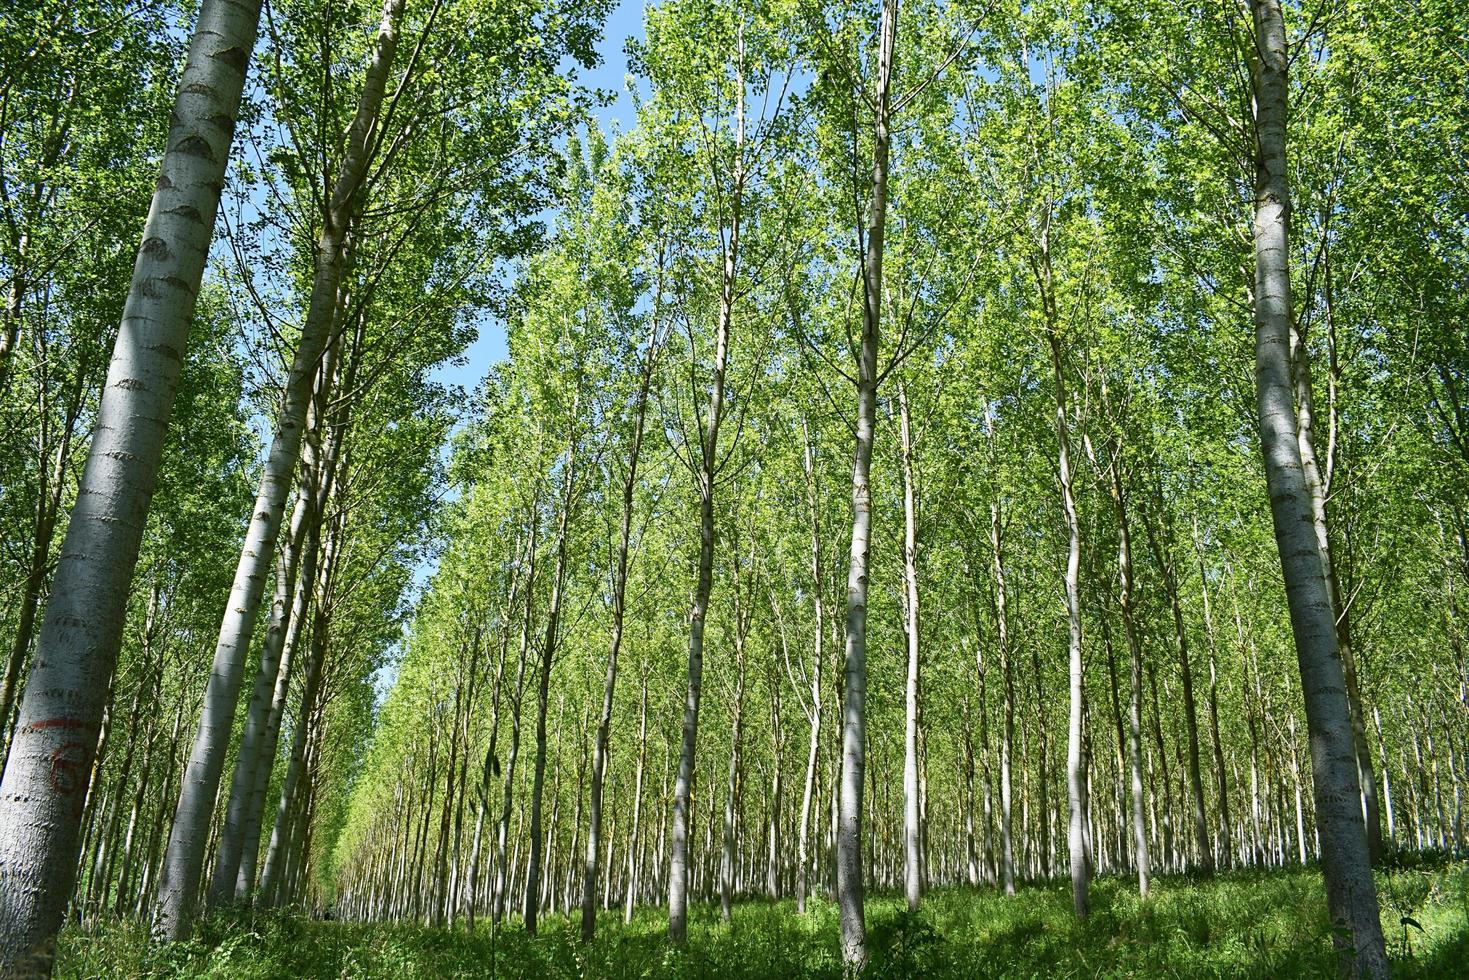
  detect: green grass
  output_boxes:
[56,862,1469,979]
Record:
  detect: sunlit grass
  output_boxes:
[56,860,1468,978]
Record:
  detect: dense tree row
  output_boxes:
[333,2,1467,978]
[0,0,1464,977]
[0,0,603,970]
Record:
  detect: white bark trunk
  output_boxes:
[209,485,310,906]
[899,383,922,911]
[838,2,896,968]
[0,0,262,968]
[796,416,825,914]
[1045,315,1089,919]
[1246,1,1388,973]
[1109,460,1150,898]
[668,78,743,944]
[989,462,1016,896]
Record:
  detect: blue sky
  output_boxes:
[429,0,645,400]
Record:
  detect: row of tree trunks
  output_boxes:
[155,0,408,938]
[210,309,351,907]
[330,613,1468,929]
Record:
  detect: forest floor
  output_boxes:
[57,859,1468,979]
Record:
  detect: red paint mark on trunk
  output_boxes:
[19,720,98,795]
[48,742,91,795]
[25,717,97,732]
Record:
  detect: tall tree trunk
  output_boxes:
[1146,660,1177,870]
[899,383,922,911]
[493,488,540,923]
[962,700,980,885]
[1194,521,1233,869]
[209,375,328,907]
[1245,1,1387,972]
[581,284,664,942]
[463,548,520,929]
[433,686,466,926]
[766,665,783,901]
[0,0,262,968]
[1039,265,1089,918]
[156,0,406,939]
[236,474,323,901]
[796,416,826,914]
[1106,458,1151,897]
[1031,639,1051,879]
[989,465,1016,896]
[837,1,896,969]
[239,306,358,902]
[1373,707,1395,849]
[623,670,649,923]
[1144,514,1213,874]
[1291,321,1383,865]
[256,510,338,909]
[668,82,743,946]
[976,645,996,886]
[524,418,577,935]
[720,608,747,923]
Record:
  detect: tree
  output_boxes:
[828,0,897,962]
[580,149,665,942]
[1243,0,1388,974]
[629,0,798,941]
[0,0,263,969]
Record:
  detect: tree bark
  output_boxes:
[837,1,896,969]
[236,461,324,902]
[988,441,1016,896]
[0,0,262,968]
[1245,1,1388,972]
[898,382,922,911]
[1041,281,1089,918]
[1291,320,1382,865]
[668,73,743,944]
[1106,457,1150,897]
[256,505,339,909]
[208,372,327,907]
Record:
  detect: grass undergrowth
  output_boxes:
[56,861,1468,978]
